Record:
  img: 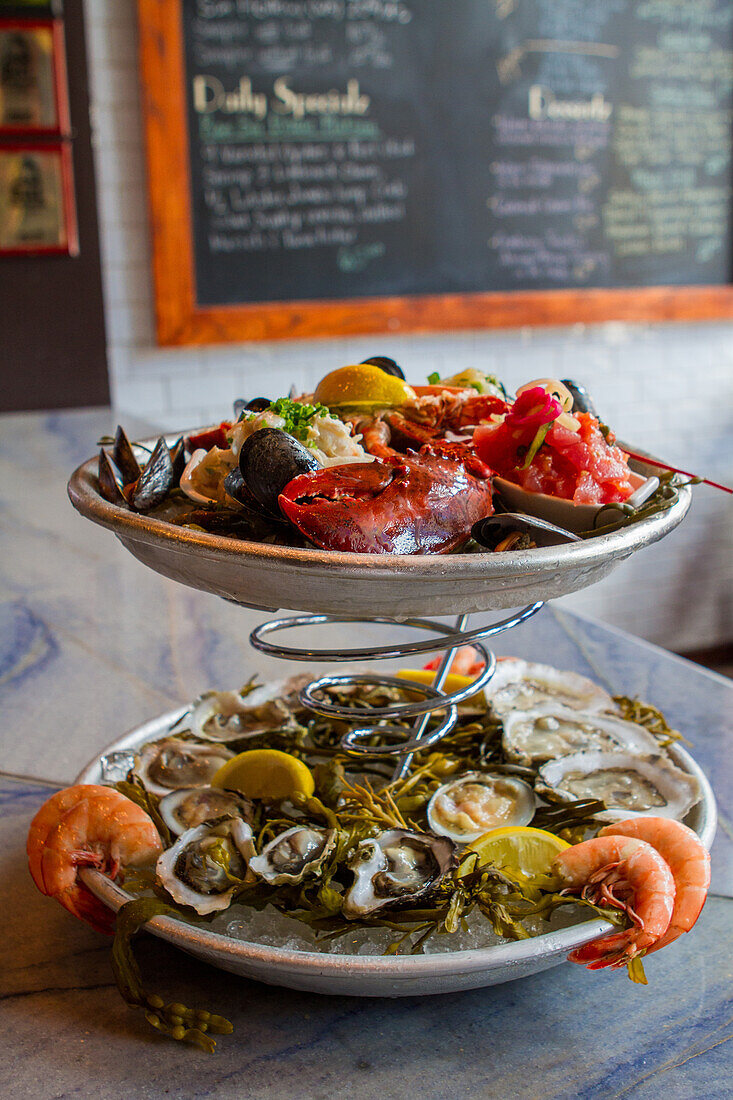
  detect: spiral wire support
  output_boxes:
[250,602,544,781]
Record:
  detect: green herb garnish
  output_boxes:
[267,397,330,443]
[427,371,441,384]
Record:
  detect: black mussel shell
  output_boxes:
[169,437,187,482]
[472,513,580,550]
[361,356,405,380]
[239,427,320,515]
[223,464,287,523]
[172,507,289,542]
[561,379,598,418]
[233,397,271,419]
[98,449,127,506]
[131,436,175,512]
[112,425,141,484]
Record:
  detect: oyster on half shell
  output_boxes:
[249,826,337,885]
[132,738,233,797]
[536,750,702,822]
[485,659,616,717]
[158,787,254,837]
[501,704,660,767]
[185,675,311,743]
[427,772,535,843]
[156,818,256,915]
[343,830,457,919]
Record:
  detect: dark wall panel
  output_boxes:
[0,0,109,412]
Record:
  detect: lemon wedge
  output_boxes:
[466,825,570,885]
[395,669,484,704]
[211,749,315,801]
[313,364,416,411]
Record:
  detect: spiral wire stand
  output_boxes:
[250,601,544,781]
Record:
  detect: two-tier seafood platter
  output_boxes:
[28,362,715,1051]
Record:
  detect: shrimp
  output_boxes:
[27,784,163,934]
[552,834,675,969]
[599,818,710,954]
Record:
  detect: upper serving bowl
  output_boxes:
[67,434,691,618]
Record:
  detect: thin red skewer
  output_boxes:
[622,449,733,494]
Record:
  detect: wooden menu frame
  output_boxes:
[138,1,733,347]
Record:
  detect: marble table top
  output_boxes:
[1,409,731,1099]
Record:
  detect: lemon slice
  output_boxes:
[313,364,416,410]
[467,825,570,885]
[211,749,315,801]
[395,669,484,704]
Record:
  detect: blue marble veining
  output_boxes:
[1,409,732,1098]
[0,600,57,689]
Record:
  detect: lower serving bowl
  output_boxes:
[75,707,716,997]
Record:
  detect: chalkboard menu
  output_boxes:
[139,0,733,344]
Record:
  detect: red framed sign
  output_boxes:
[0,17,69,136]
[0,140,77,254]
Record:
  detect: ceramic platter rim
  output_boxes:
[67,433,692,618]
[75,707,717,995]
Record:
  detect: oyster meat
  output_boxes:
[185,675,311,743]
[156,818,255,915]
[485,659,616,717]
[158,787,254,836]
[427,772,535,843]
[249,826,337,885]
[343,829,456,919]
[132,738,233,797]
[537,750,702,822]
[501,704,659,767]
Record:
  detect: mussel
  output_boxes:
[112,425,141,484]
[97,449,127,506]
[238,427,320,516]
[360,356,405,380]
[471,512,580,550]
[560,379,598,417]
[131,436,176,512]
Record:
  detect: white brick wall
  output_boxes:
[83,1,733,652]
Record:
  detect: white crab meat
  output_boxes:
[485,659,616,717]
[501,704,660,767]
[537,750,702,822]
[427,772,535,843]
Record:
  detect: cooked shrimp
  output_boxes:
[423,645,487,678]
[552,834,675,968]
[599,818,710,954]
[27,784,163,934]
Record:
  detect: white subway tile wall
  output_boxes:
[83,2,733,652]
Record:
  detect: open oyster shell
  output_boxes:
[249,825,337,885]
[485,659,616,717]
[536,750,702,822]
[184,675,311,743]
[501,704,660,767]
[427,772,535,843]
[343,829,457,919]
[132,738,233,797]
[156,818,255,915]
[158,787,254,837]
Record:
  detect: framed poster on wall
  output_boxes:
[0,140,77,253]
[0,17,69,135]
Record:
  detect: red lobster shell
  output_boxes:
[278,450,494,554]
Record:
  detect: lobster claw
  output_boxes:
[278,450,494,554]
